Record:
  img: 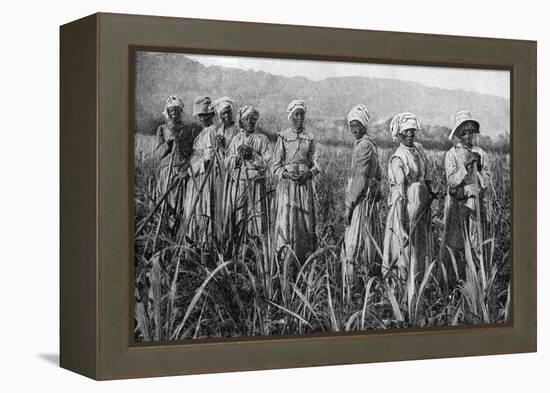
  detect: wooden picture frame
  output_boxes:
[60,12,536,380]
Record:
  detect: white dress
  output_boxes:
[341,135,383,277]
[382,142,433,282]
[183,125,220,249]
[272,128,320,263]
[223,130,272,242]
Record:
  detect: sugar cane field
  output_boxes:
[133,128,511,342]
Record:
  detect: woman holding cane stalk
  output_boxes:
[443,111,492,284]
[153,95,194,235]
[272,100,320,302]
[224,106,272,245]
[183,96,220,252]
[382,112,435,287]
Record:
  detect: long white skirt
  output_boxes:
[382,182,433,283]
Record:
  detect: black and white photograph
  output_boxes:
[3,0,546,388]
[133,50,511,342]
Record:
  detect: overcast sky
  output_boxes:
[186,54,510,99]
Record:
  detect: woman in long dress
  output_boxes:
[210,96,240,160]
[341,104,383,282]
[153,95,195,230]
[224,106,272,245]
[443,110,492,282]
[382,112,434,285]
[184,96,221,251]
[272,100,320,271]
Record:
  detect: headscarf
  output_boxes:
[287,99,307,120]
[389,112,421,142]
[162,95,184,120]
[237,105,259,127]
[209,96,235,118]
[346,104,371,129]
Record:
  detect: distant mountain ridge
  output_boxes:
[134,52,510,140]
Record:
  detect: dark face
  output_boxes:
[220,106,233,126]
[198,112,214,127]
[460,129,474,148]
[291,108,305,131]
[400,128,415,147]
[349,120,366,141]
[242,114,257,134]
[167,106,182,121]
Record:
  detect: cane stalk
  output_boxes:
[136,176,182,237]
[176,156,216,245]
[151,144,177,252]
[472,163,487,291]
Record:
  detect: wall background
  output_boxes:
[0,0,545,390]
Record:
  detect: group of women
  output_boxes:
[154,94,491,284]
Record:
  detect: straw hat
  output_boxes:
[449,110,480,140]
[192,96,215,116]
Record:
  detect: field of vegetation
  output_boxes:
[133,125,511,342]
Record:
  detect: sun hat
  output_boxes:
[449,110,480,140]
[192,96,215,116]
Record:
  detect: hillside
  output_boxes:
[134,52,510,144]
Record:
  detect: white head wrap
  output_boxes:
[162,95,184,120]
[346,104,371,129]
[209,96,235,118]
[237,105,259,127]
[238,105,259,120]
[287,99,307,120]
[389,112,421,142]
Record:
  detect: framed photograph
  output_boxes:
[60,12,536,380]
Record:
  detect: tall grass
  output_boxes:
[134,133,511,341]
